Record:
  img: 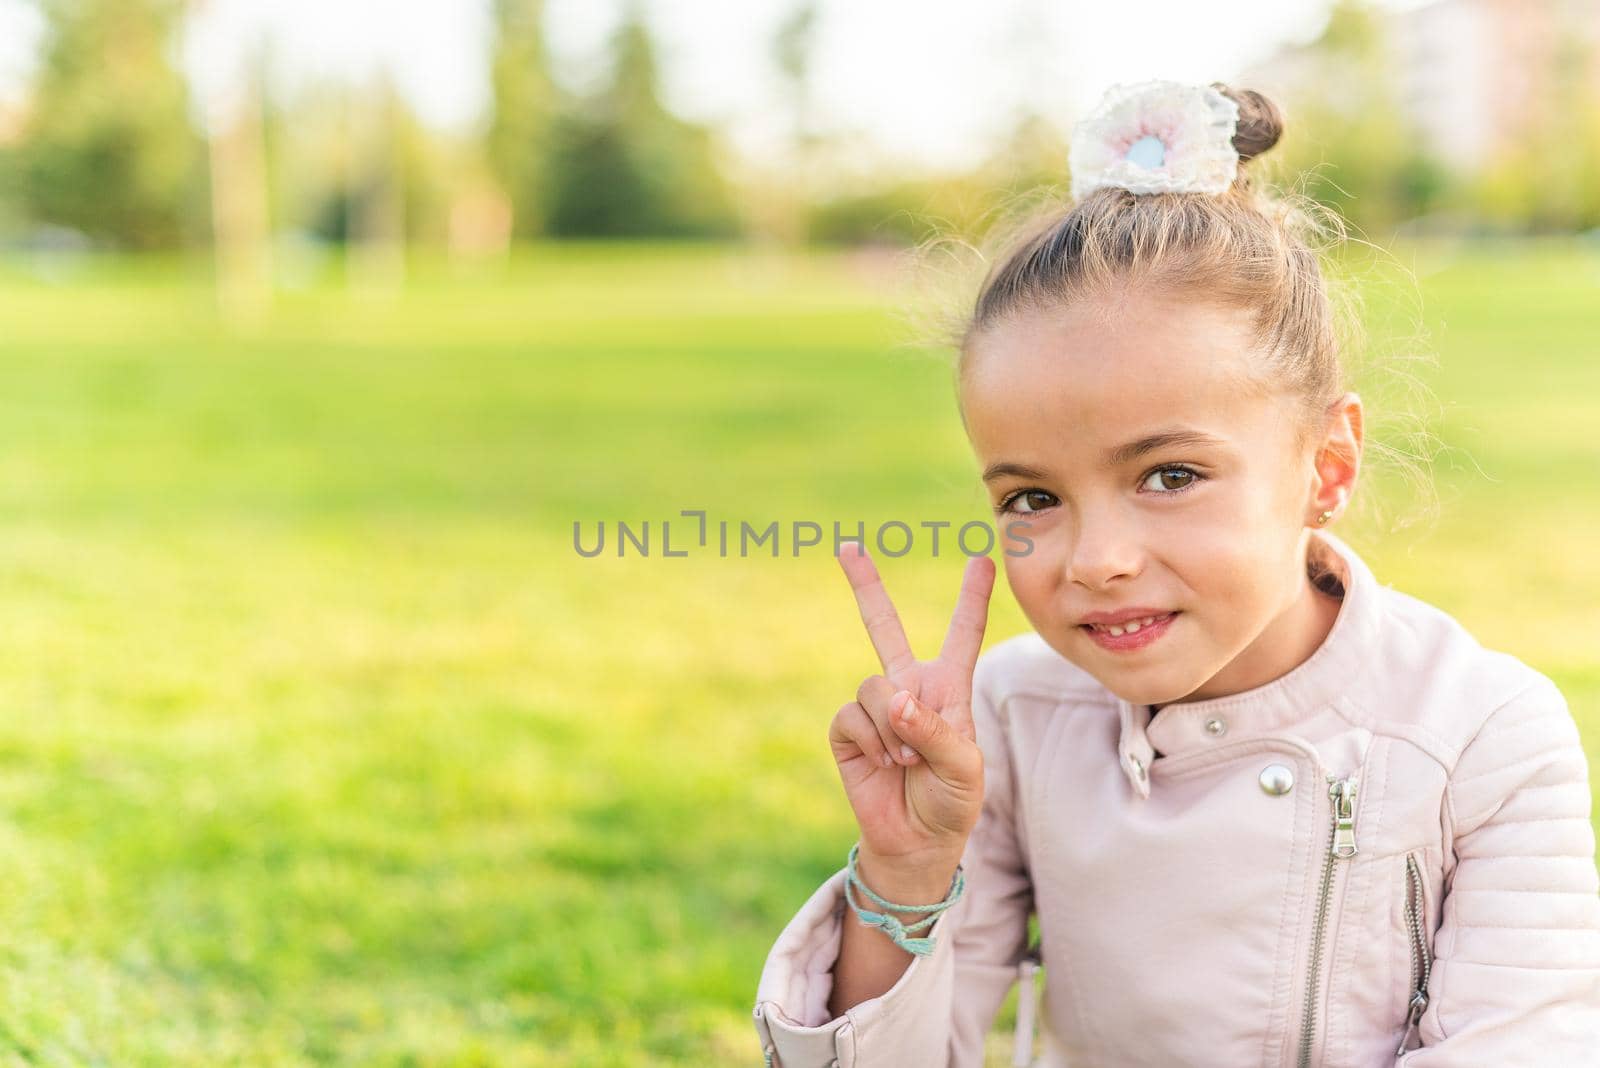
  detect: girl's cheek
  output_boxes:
[1000,553,1030,593]
[1000,513,1049,557]
[1003,552,1060,609]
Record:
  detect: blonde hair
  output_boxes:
[922,83,1439,533]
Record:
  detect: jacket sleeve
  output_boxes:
[752,660,1036,1067]
[1397,674,1600,1065]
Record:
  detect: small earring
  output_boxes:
[1315,510,1333,525]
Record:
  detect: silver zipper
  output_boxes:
[1396,851,1433,1055]
[1297,773,1360,1068]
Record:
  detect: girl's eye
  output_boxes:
[996,489,1058,516]
[1140,466,1203,495]
[996,467,1204,515]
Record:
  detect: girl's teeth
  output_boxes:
[1096,614,1167,636]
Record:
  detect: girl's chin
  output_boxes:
[1035,624,1206,701]
[1055,654,1190,705]
[1055,639,1202,704]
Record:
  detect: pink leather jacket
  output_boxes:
[753,529,1600,1066]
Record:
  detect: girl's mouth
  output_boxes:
[1080,611,1180,652]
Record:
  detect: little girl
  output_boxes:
[751,81,1600,1067]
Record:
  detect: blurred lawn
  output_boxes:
[0,239,1594,1066]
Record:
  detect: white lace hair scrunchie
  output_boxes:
[1068,80,1242,199]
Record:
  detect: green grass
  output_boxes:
[0,237,1594,1066]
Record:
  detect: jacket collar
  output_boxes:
[1114,528,1384,799]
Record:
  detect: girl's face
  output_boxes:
[961,288,1338,707]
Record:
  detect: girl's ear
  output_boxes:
[1308,391,1362,525]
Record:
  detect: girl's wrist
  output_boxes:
[853,843,964,908]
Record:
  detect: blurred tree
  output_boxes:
[1268,0,1451,241]
[773,1,820,151]
[346,76,407,296]
[540,4,739,238]
[272,81,357,245]
[2,0,201,248]
[756,0,822,243]
[1472,27,1600,233]
[488,0,556,238]
[205,44,272,323]
[802,115,1069,248]
[394,105,472,249]
[984,111,1069,204]
[273,74,462,263]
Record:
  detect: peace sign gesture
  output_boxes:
[828,543,996,872]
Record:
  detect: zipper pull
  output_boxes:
[1327,775,1359,858]
[1396,989,1428,1055]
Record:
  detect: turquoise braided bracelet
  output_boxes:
[843,841,966,957]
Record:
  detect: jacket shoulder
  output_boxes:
[1368,586,1568,767]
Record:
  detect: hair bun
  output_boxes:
[1211,83,1283,163]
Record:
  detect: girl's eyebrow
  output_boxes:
[982,461,1050,484]
[1104,427,1226,465]
[982,427,1226,484]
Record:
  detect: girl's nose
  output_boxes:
[1066,516,1145,589]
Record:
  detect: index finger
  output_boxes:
[836,542,917,676]
[938,553,996,677]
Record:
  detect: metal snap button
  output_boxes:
[1204,717,1227,737]
[1259,763,1295,796]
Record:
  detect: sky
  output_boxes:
[0,0,1437,170]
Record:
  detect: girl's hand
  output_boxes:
[828,543,996,879]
